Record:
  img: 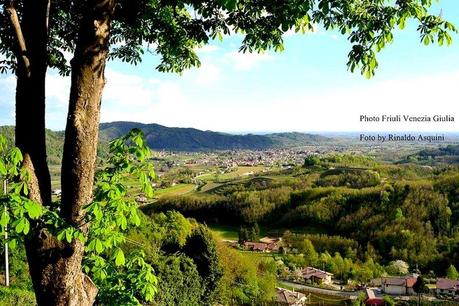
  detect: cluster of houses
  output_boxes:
[274,275,459,305]
[371,275,459,298]
[155,148,320,169]
[242,237,283,252]
[239,237,459,303]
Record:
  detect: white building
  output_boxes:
[381,276,417,295]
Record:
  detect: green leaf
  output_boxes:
[57,230,66,241]
[23,219,30,234]
[130,211,141,226]
[133,134,143,147]
[86,239,96,251]
[95,239,104,254]
[364,69,372,79]
[74,231,86,242]
[0,160,6,176]
[114,248,125,266]
[9,239,17,249]
[423,35,431,45]
[65,229,73,243]
[25,201,41,219]
[0,210,10,227]
[10,148,23,165]
[93,204,103,221]
[22,182,28,195]
[144,183,154,198]
[118,215,127,230]
[15,218,25,233]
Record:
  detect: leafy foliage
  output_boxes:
[153,254,203,306]
[0,130,158,305]
[182,224,224,304]
[216,241,276,305]
[83,129,158,305]
[1,0,456,77]
[446,264,459,280]
[0,286,36,305]
[0,136,44,248]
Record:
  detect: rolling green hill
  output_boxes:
[0,126,65,165]
[0,122,331,162]
[99,121,331,151]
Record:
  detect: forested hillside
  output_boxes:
[1,123,330,157]
[99,122,331,151]
[0,126,65,164]
[146,154,459,276]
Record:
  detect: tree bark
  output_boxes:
[13,0,51,206]
[61,0,115,225]
[7,0,70,305]
[11,0,115,305]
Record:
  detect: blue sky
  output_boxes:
[1,0,458,133]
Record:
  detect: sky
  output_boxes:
[0,1,458,134]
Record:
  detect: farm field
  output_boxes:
[208,224,240,241]
[154,183,195,198]
[197,165,266,182]
[217,165,265,180]
[49,165,61,190]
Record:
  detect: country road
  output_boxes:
[278,280,360,299]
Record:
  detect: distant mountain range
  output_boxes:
[0,122,331,162]
[99,122,331,151]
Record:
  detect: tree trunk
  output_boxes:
[15,0,115,305]
[14,0,51,206]
[8,0,92,304]
[9,0,60,302]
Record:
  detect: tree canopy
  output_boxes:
[1,0,456,77]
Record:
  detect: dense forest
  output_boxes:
[146,154,459,277]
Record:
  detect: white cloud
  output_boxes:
[1,62,457,134]
[103,69,159,109]
[228,70,459,132]
[184,61,221,86]
[46,73,71,108]
[0,75,16,125]
[100,72,196,128]
[226,51,273,71]
[0,75,16,106]
[157,82,187,106]
[145,70,459,133]
[283,29,298,37]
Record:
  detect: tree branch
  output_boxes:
[45,0,50,34]
[6,0,31,76]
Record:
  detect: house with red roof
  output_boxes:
[243,241,269,252]
[300,267,333,285]
[364,288,384,306]
[436,278,459,297]
[242,237,282,252]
